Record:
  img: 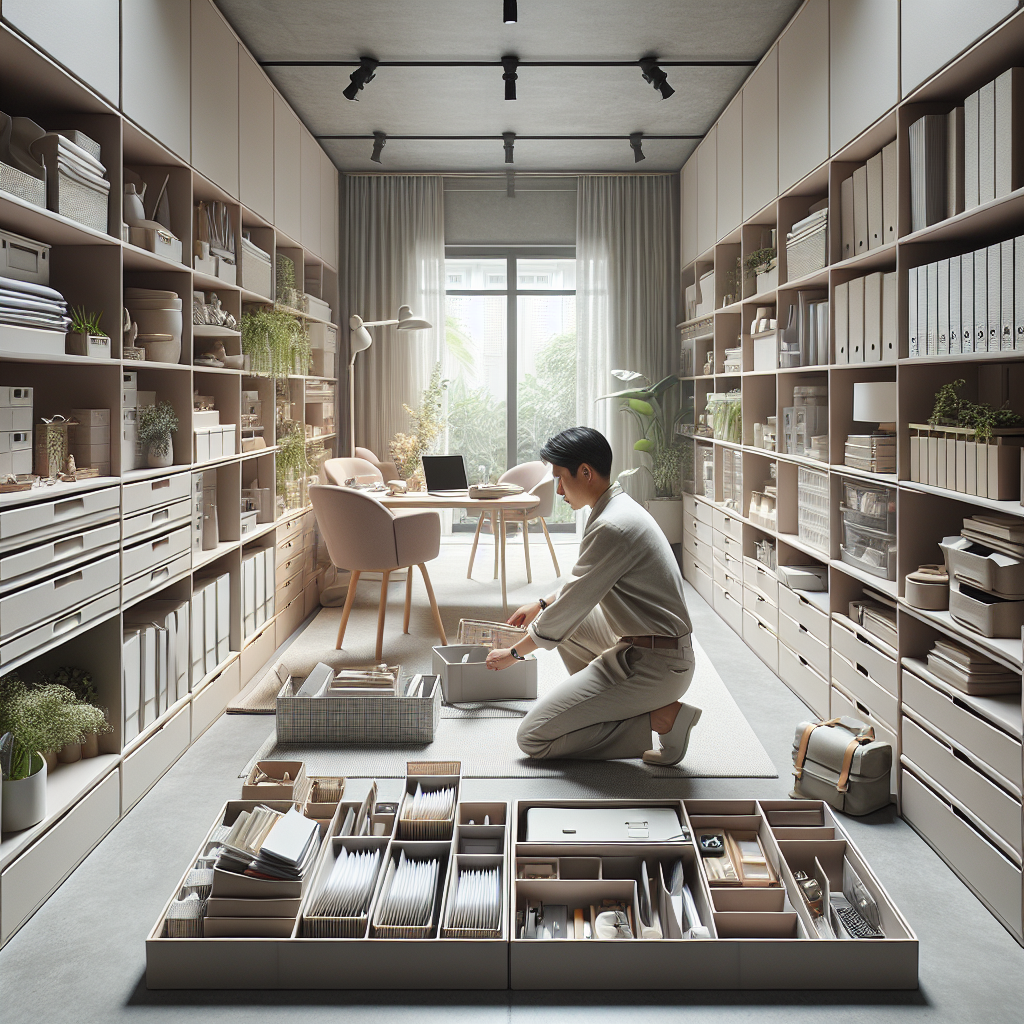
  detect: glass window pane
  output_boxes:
[516,258,575,290]
[445,257,507,290]
[517,294,577,524]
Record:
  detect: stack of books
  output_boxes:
[844,433,896,473]
[925,637,1020,695]
[217,806,320,882]
[961,514,1024,558]
[908,113,950,231]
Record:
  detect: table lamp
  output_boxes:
[853,381,896,434]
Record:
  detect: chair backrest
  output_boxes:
[354,446,379,462]
[309,483,400,571]
[527,475,555,518]
[323,457,383,487]
[500,461,555,519]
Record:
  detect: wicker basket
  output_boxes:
[786,223,828,280]
[0,162,46,208]
[52,167,108,232]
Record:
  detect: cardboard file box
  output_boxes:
[0,406,33,432]
[432,645,538,702]
[242,760,308,802]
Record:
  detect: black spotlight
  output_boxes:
[343,56,379,101]
[501,56,519,100]
[503,0,517,24]
[629,132,645,163]
[503,132,515,164]
[370,131,387,163]
[639,58,674,100]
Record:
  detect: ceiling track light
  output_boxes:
[629,132,645,163]
[502,131,515,163]
[501,56,519,100]
[503,0,517,24]
[639,57,674,100]
[370,131,387,163]
[343,56,379,101]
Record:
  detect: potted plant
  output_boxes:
[240,308,311,377]
[745,247,778,294]
[389,364,448,492]
[43,668,108,758]
[276,423,316,511]
[596,370,690,543]
[138,400,179,468]
[66,307,111,358]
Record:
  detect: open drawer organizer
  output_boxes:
[146,782,917,990]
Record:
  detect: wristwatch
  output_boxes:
[538,597,547,610]
[510,648,526,661]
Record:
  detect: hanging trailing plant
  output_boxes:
[744,248,777,276]
[240,308,311,377]
[276,422,315,491]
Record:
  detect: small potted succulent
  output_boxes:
[66,307,111,359]
[138,400,179,468]
[745,248,778,294]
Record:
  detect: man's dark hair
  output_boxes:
[540,427,613,478]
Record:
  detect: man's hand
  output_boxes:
[507,601,542,627]
[486,648,517,671]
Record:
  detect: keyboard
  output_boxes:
[833,903,884,939]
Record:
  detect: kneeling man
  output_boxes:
[485,427,701,764]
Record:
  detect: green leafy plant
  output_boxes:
[929,379,966,425]
[0,675,109,780]
[240,308,311,377]
[596,372,689,497]
[43,667,98,705]
[276,422,316,493]
[137,401,179,458]
[389,363,449,479]
[744,248,777,276]
[929,379,1024,442]
[275,253,299,307]
[69,306,106,336]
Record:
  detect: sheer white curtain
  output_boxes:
[576,175,679,500]
[343,175,446,459]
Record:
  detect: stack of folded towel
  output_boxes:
[0,274,70,333]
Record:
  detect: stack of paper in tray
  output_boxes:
[961,515,1024,558]
[215,805,320,881]
[925,637,1020,695]
[0,275,70,332]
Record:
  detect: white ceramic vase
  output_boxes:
[148,436,173,468]
[2,753,46,832]
[645,496,684,545]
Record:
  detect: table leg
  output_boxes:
[492,510,499,580]
[499,508,508,616]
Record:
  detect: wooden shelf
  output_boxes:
[193,325,241,338]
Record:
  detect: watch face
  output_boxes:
[699,832,725,856]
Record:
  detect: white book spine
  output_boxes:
[841,174,855,260]
[926,261,938,355]
[978,80,996,205]
[973,246,987,351]
[1016,236,1024,352]
[918,262,929,358]
[908,266,919,358]
[948,254,961,355]
[964,89,980,210]
[882,271,897,362]
[866,152,883,250]
[864,272,882,361]
[849,275,865,362]
[936,259,949,356]
[1000,238,1014,351]
[834,280,849,363]
[987,243,1001,352]
[946,107,964,218]
[994,68,1023,198]
[853,164,869,254]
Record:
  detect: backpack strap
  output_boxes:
[836,725,875,792]
[793,718,840,779]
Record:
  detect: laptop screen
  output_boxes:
[422,455,468,492]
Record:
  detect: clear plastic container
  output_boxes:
[841,521,897,580]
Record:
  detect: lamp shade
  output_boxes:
[853,381,896,423]
[350,324,373,355]
[396,304,432,330]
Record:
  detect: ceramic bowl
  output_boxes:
[222,354,245,369]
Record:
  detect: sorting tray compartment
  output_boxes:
[948,579,1024,638]
[940,536,1024,599]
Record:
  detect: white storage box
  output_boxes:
[432,645,538,702]
[0,324,65,357]
[1,229,50,284]
[240,238,272,298]
[752,332,776,371]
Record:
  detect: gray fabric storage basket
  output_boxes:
[0,161,45,208]
[275,665,440,744]
[786,223,827,279]
[790,716,892,816]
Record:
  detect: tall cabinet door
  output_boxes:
[300,130,322,257]
[191,0,239,196]
[274,95,302,242]
[716,96,743,240]
[321,151,339,269]
[238,48,275,222]
[743,46,778,220]
[696,127,718,257]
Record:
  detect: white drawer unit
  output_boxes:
[276,532,304,566]
[778,642,829,719]
[192,658,241,740]
[684,556,714,605]
[743,556,779,605]
[0,552,119,641]
[901,663,1023,794]
[240,620,276,684]
[0,485,119,550]
[831,617,898,700]
[713,508,743,540]
[123,496,193,543]
[831,649,898,731]
[777,586,829,646]
[715,531,742,564]
[121,704,190,812]
[0,520,119,592]
[685,533,712,572]
[830,681,898,799]
[713,546,743,583]
[713,582,743,635]
[902,769,1023,943]
[743,585,779,633]
[683,493,712,526]
[122,471,191,516]
[713,558,744,603]
[123,552,191,607]
[742,609,778,673]
[902,715,1022,859]
[687,516,713,545]
[122,525,192,581]
[778,610,829,679]
[0,588,119,669]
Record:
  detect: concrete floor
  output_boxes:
[0,543,1021,1023]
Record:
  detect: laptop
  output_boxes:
[422,454,469,496]
[525,806,685,843]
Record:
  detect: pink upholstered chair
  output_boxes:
[323,457,383,487]
[467,461,560,583]
[355,446,401,482]
[309,483,447,661]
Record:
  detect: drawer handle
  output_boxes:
[152,478,172,490]
[855,698,871,718]
[54,497,85,515]
[152,509,169,523]
[757,622,771,634]
[54,536,85,556]
[53,611,82,634]
[151,568,169,582]
[54,570,84,588]
[855,662,869,679]
[799,623,809,634]
[798,655,809,667]
[152,537,170,550]
[756,596,766,604]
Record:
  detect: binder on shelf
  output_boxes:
[841,175,854,260]
[908,266,919,358]
[948,254,962,356]
[909,114,947,232]
[926,262,938,356]
[1000,238,1014,351]
[936,259,949,356]
[881,141,897,246]
[973,249,987,352]
[834,281,849,363]
[852,164,868,255]
[123,628,142,744]
[978,80,996,205]
[866,153,883,250]
[848,276,864,362]
[946,107,965,219]
[961,251,975,353]
[191,588,205,684]
[987,244,1001,352]
[864,273,882,362]
[964,89,979,210]
[994,68,1022,198]
[1016,235,1024,352]
[882,271,897,362]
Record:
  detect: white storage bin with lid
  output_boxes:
[432,645,537,702]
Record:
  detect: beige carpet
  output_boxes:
[233,538,777,780]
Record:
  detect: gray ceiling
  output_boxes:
[215,0,803,174]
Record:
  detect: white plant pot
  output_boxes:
[2,753,46,832]
[148,436,174,468]
[645,496,684,545]
[755,265,778,294]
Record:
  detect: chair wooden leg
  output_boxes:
[523,517,533,584]
[540,519,560,576]
[336,570,361,649]
[491,510,499,580]
[466,513,485,579]
[499,510,509,616]
[403,566,413,633]
[418,563,447,646]
[374,570,391,662]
